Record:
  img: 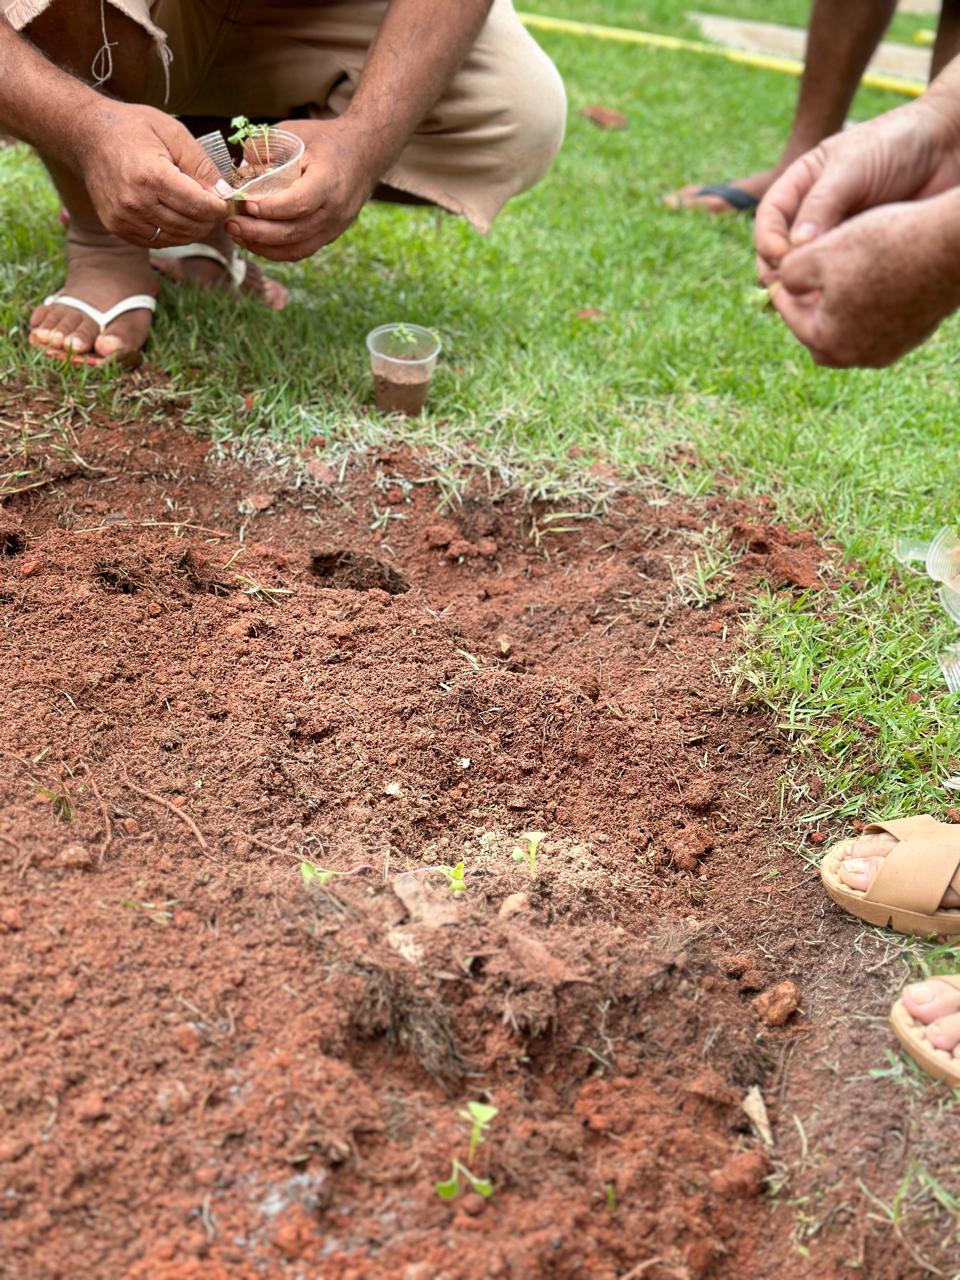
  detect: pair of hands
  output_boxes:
[755,97,960,367]
[79,101,374,260]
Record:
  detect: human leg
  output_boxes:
[667,0,898,214]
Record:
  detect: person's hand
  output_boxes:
[76,102,229,247]
[225,119,382,262]
[769,197,960,368]
[755,98,960,285]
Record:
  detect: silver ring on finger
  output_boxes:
[148,225,162,243]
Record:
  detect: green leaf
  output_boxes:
[300,861,336,886]
[470,1176,494,1198]
[465,1102,498,1127]
[435,1174,460,1200]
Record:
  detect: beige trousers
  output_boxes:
[3,0,567,230]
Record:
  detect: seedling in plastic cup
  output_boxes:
[366,323,441,417]
[511,829,547,880]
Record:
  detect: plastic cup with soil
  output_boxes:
[223,119,305,211]
[366,323,441,417]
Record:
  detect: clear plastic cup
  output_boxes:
[366,323,441,417]
[940,581,960,625]
[925,526,960,583]
[892,535,933,566]
[939,643,960,693]
[229,128,305,206]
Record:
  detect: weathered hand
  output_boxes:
[225,119,381,261]
[769,197,960,368]
[755,99,960,285]
[77,102,228,247]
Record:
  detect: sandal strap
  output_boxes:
[43,293,157,332]
[151,243,247,288]
[864,817,960,913]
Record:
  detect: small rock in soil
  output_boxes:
[76,1093,108,1122]
[752,980,800,1027]
[667,823,714,871]
[59,844,93,869]
[0,1138,31,1162]
[682,775,719,811]
[424,521,458,548]
[172,1024,205,1054]
[306,459,337,485]
[722,952,756,977]
[710,1149,770,1197]
[685,1068,738,1108]
[581,105,628,130]
[498,892,530,919]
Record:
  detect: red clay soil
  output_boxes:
[0,384,955,1279]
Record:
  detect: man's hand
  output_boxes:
[769,196,960,368]
[755,98,960,284]
[77,102,229,247]
[225,119,377,262]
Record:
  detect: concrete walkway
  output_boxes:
[690,12,930,84]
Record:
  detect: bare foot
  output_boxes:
[839,831,960,908]
[152,224,287,310]
[900,978,960,1059]
[30,226,155,362]
[664,166,781,214]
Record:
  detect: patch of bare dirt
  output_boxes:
[0,384,953,1279]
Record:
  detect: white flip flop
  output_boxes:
[150,244,288,310]
[35,292,157,368]
[150,243,248,288]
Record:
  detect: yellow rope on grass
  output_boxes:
[518,12,924,99]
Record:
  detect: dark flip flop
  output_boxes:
[693,182,760,215]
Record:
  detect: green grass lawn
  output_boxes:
[1,7,958,836]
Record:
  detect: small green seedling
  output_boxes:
[392,322,419,349]
[604,1183,617,1214]
[435,1160,493,1200]
[38,786,75,823]
[462,1101,498,1160]
[435,1101,498,1200]
[438,861,467,894]
[300,861,376,887]
[300,861,338,887]
[511,829,547,880]
[228,114,272,162]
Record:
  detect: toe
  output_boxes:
[902,979,960,1024]
[94,307,153,360]
[921,1010,960,1053]
[838,855,884,892]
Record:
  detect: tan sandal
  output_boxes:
[890,974,960,1086]
[821,816,960,936]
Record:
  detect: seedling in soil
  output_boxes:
[38,786,75,823]
[300,861,376,887]
[438,861,467,894]
[228,114,272,162]
[435,1101,499,1200]
[511,830,547,880]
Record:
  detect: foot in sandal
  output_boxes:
[150,225,288,311]
[29,225,156,366]
[891,975,960,1086]
[821,817,960,935]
